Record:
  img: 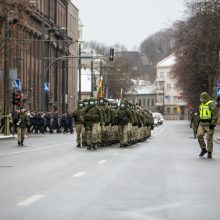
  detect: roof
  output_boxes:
[157,53,176,68]
[126,80,156,95]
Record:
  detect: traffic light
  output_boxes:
[12,91,22,106]
[12,92,16,105]
[109,48,114,61]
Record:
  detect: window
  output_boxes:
[143,98,146,106]
[167,84,171,90]
[139,99,142,106]
[167,72,172,78]
[147,99,150,106]
[173,107,177,114]
[152,99,154,106]
[159,72,164,78]
[158,82,164,90]
[157,95,163,103]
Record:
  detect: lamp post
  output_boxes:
[40,15,45,112]
[91,50,94,97]
[3,3,10,135]
[78,43,82,101]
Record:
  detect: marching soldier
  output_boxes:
[72,101,86,147]
[84,98,103,150]
[116,101,133,147]
[16,108,30,146]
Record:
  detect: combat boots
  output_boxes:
[76,144,81,148]
[92,144,98,150]
[87,145,92,150]
[18,141,21,146]
[199,148,207,157]
[21,141,24,146]
[207,152,212,159]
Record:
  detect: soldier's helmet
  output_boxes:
[120,101,126,109]
[89,97,97,106]
[200,92,210,103]
[94,98,99,105]
[98,97,105,105]
[83,98,89,106]
[104,98,109,105]
[78,100,84,108]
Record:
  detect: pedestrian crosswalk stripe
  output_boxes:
[17,194,44,206]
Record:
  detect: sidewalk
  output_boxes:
[214,124,220,141]
[0,134,15,140]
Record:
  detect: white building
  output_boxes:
[156,54,188,120]
[79,49,102,99]
[126,80,156,112]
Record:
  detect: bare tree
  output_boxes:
[140,28,175,81]
[173,0,220,108]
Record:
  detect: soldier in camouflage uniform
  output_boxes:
[72,101,86,147]
[110,101,119,144]
[98,97,107,146]
[16,108,30,146]
[84,98,103,150]
[197,92,218,158]
[116,101,133,147]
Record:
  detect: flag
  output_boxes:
[97,77,103,98]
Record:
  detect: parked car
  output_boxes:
[152,112,164,125]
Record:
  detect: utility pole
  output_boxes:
[163,82,165,116]
[91,50,94,97]
[62,30,66,113]
[3,3,10,135]
[78,43,82,101]
[40,16,45,111]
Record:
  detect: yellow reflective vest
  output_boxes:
[199,100,213,120]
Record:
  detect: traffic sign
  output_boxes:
[217,87,220,97]
[44,82,50,92]
[217,80,220,87]
[12,79,21,90]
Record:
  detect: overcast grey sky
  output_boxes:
[72,0,186,50]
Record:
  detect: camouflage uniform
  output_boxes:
[84,98,103,150]
[116,101,133,147]
[190,112,199,138]
[16,108,30,146]
[72,101,86,147]
[98,98,108,146]
[197,92,218,158]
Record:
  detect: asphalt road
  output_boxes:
[1,121,220,220]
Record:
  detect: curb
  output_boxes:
[0,135,15,140]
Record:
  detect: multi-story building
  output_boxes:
[67,1,79,112]
[156,54,188,120]
[0,0,79,113]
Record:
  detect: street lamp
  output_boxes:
[3,3,10,135]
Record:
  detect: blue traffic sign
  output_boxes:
[217,80,220,87]
[12,79,21,90]
[44,82,50,92]
[217,87,220,97]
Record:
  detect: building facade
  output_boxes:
[156,54,188,120]
[125,80,156,112]
[0,0,79,113]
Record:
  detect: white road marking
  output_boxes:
[98,160,107,164]
[72,172,86,178]
[17,194,44,207]
[0,142,73,156]
[113,153,119,156]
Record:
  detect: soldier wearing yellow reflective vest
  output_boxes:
[197,92,218,158]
